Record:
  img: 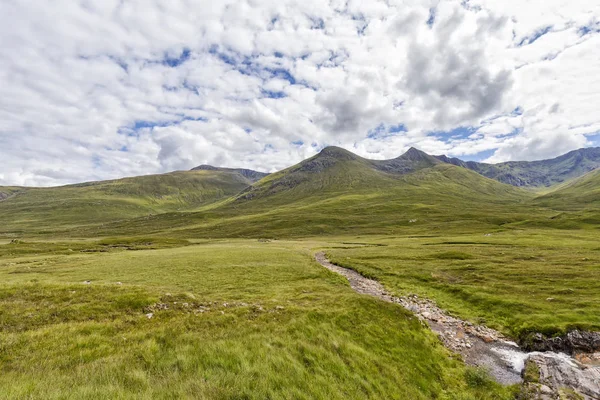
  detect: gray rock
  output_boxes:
[528,352,600,399]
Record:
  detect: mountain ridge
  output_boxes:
[193,145,600,189]
[191,165,268,183]
[434,147,600,187]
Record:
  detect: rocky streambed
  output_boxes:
[315,252,600,399]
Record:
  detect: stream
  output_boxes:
[315,252,600,399]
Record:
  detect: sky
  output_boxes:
[1,0,600,186]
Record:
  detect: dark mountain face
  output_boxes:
[191,165,269,183]
[434,147,600,187]
[373,147,441,174]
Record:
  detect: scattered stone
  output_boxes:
[546,297,555,301]
[482,335,495,343]
[116,282,122,285]
[83,280,91,285]
[275,306,285,310]
[539,384,554,395]
[145,313,153,319]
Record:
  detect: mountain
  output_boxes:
[165,146,535,238]
[235,146,442,204]
[191,165,268,183]
[533,169,600,211]
[435,147,600,187]
[0,169,255,235]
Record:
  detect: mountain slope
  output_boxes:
[234,146,446,205]
[0,169,254,235]
[533,169,600,211]
[191,165,268,183]
[435,147,600,187]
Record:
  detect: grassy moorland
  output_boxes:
[0,240,514,399]
[326,230,600,340]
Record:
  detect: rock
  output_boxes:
[527,353,600,399]
[482,335,495,343]
[575,354,593,364]
[524,330,600,354]
[421,311,432,320]
[539,384,554,395]
[567,331,600,353]
[546,297,555,301]
[145,313,153,319]
[116,282,122,285]
[83,280,91,285]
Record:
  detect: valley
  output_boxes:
[1,146,599,399]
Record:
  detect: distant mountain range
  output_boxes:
[433,147,600,187]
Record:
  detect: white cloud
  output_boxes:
[0,0,599,185]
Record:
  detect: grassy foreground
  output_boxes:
[0,240,514,399]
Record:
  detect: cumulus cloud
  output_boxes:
[0,0,599,185]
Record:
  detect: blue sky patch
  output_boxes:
[162,48,191,67]
[367,123,407,139]
[579,23,600,36]
[427,8,436,27]
[517,25,553,46]
[459,149,496,162]
[431,126,478,141]
[261,89,287,99]
[586,131,600,146]
[133,120,173,130]
[389,124,408,133]
[265,68,296,85]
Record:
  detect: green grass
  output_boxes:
[0,170,252,236]
[326,230,600,339]
[0,241,514,399]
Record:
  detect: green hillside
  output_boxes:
[533,169,600,211]
[0,170,253,236]
[77,147,540,240]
